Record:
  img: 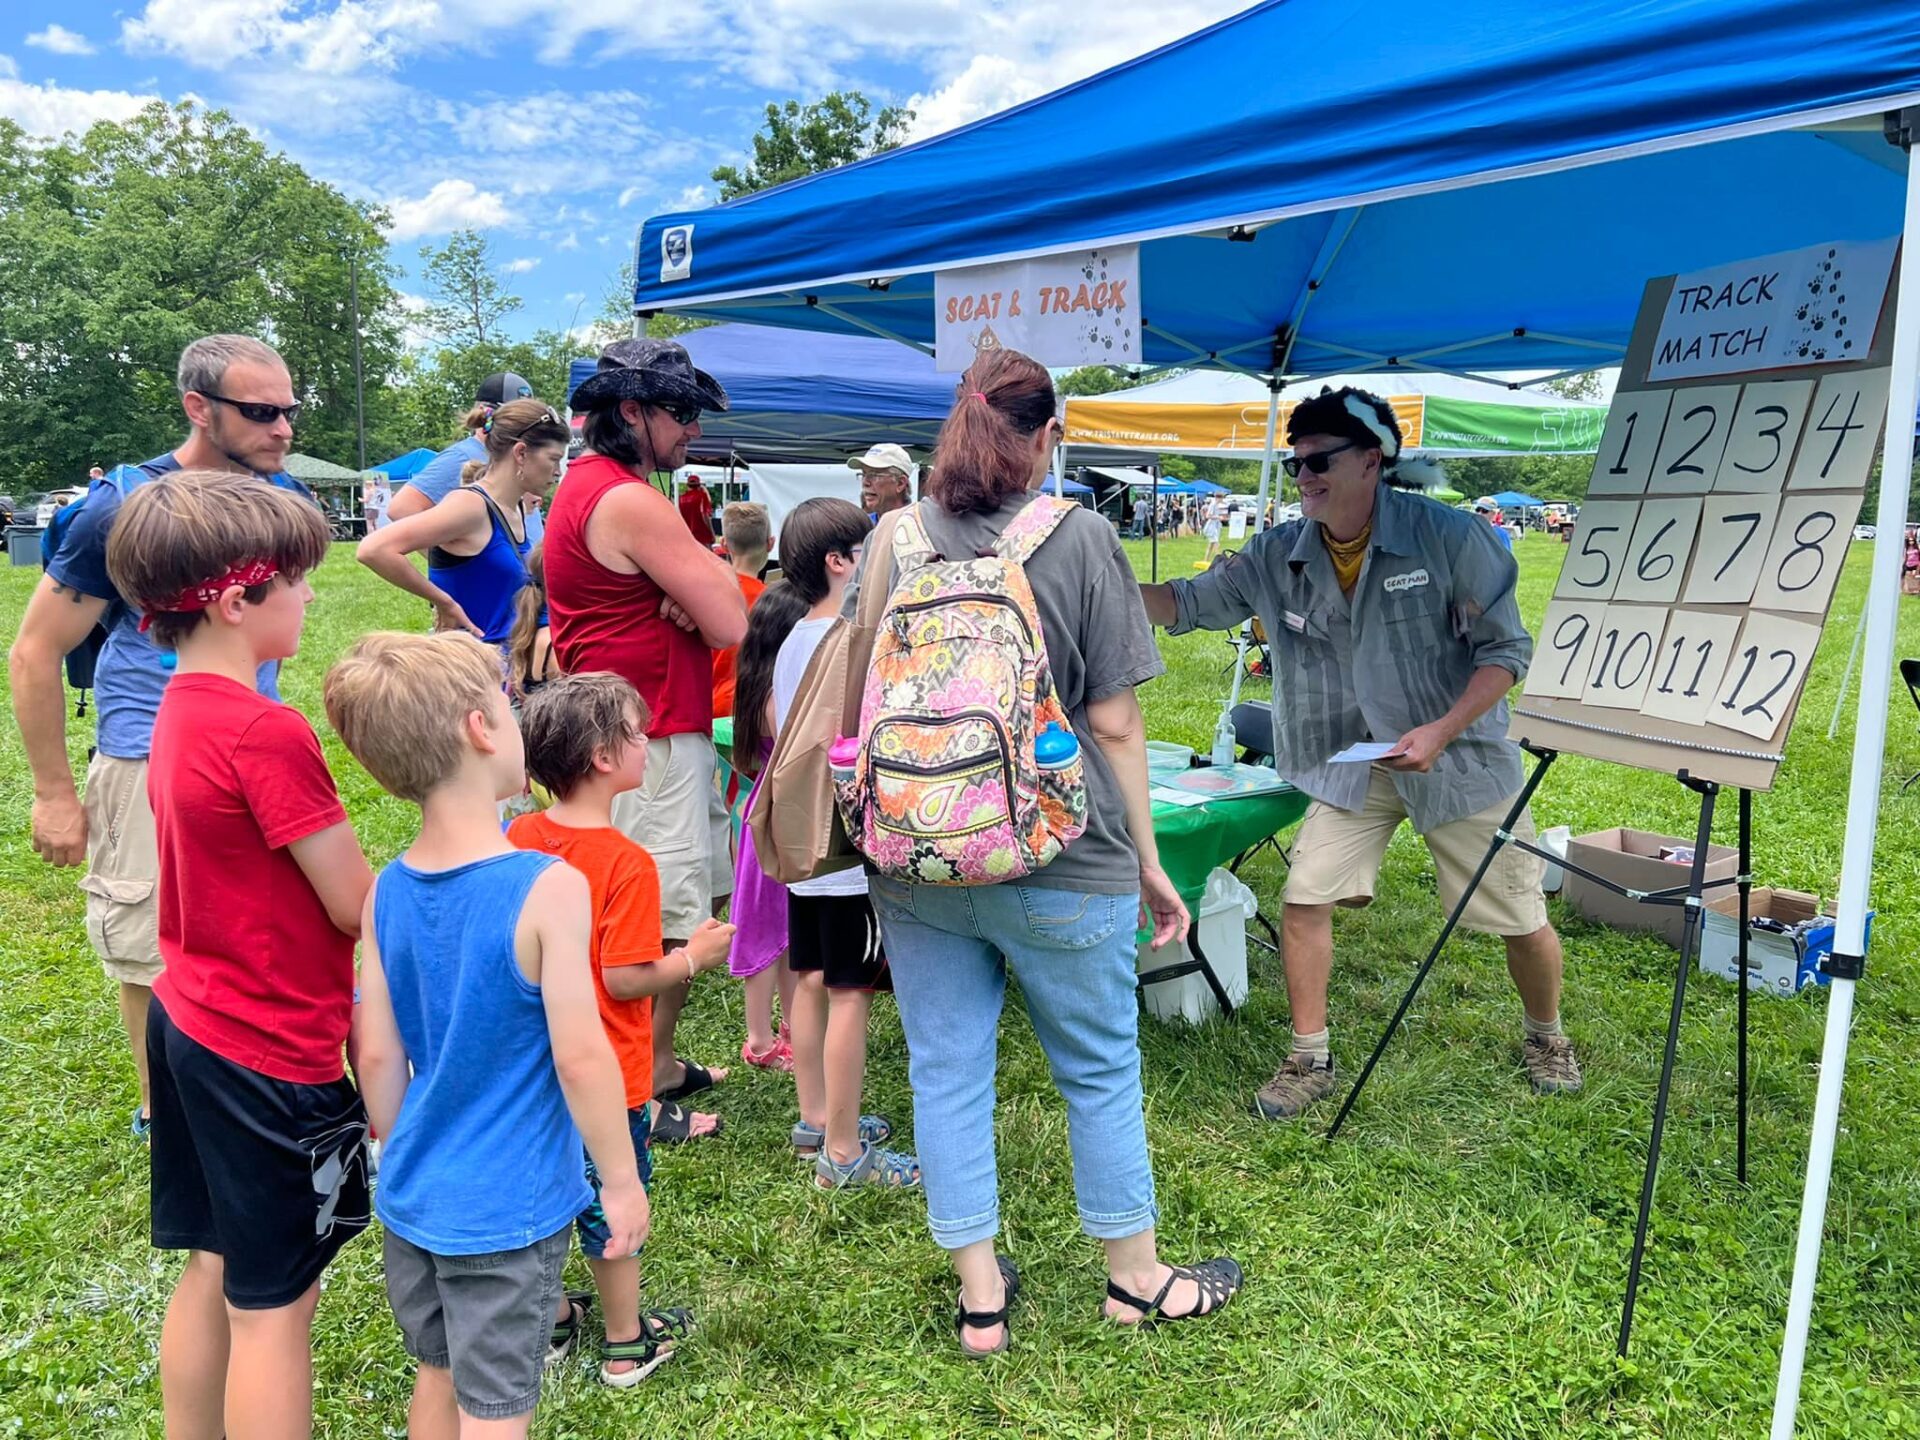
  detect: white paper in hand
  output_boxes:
[1329,741,1399,764]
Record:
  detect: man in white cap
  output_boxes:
[848,443,914,519]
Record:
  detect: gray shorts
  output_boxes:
[382,1225,570,1420]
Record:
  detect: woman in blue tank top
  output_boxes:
[358,399,570,646]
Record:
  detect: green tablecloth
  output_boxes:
[718,715,1307,904]
[1151,786,1309,904]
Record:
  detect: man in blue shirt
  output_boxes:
[386,371,545,544]
[8,334,310,1137]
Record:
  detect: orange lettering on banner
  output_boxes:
[944,298,960,323]
[1109,279,1129,310]
[1052,286,1071,313]
[1008,289,1023,317]
[1070,284,1092,313]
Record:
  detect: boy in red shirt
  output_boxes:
[508,673,733,1385]
[104,471,374,1439]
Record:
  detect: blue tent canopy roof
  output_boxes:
[1488,491,1547,508]
[637,0,1920,379]
[371,447,438,481]
[567,323,953,462]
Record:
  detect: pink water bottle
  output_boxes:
[829,734,860,787]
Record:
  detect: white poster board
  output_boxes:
[934,246,1140,372]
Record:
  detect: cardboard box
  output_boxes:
[1700,889,1873,996]
[1559,828,1740,949]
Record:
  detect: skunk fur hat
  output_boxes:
[1285,384,1448,491]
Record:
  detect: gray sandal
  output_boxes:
[814,1141,922,1189]
[790,1114,891,1159]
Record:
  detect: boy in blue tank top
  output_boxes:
[323,630,648,1436]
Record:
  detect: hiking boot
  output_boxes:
[1523,1033,1583,1094]
[1254,1055,1338,1120]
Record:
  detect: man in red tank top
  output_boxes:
[546,339,749,1143]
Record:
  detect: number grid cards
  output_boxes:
[1527,368,1885,749]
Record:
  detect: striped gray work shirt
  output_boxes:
[1168,484,1532,832]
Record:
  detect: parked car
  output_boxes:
[34,487,86,528]
[1853,524,1877,541]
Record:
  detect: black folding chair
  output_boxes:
[1902,659,1920,792]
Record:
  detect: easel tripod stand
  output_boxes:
[1323,741,1756,1357]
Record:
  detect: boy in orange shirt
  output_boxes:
[508,673,733,1385]
[710,503,770,720]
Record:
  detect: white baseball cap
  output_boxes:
[847,443,914,475]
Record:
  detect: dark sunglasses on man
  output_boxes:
[202,392,303,426]
[654,401,702,426]
[1280,441,1356,478]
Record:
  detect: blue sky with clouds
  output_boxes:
[2,0,1246,342]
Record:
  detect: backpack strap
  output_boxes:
[993,494,1078,565]
[890,500,941,576]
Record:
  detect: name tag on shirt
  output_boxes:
[1383,568,1431,594]
[1283,610,1308,633]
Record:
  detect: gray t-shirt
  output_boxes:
[851,494,1164,895]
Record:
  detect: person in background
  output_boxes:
[386,370,535,525]
[545,338,748,1144]
[1474,504,1514,552]
[10,333,309,1139]
[364,474,392,532]
[328,631,648,1438]
[726,581,810,1073]
[677,474,715,548]
[510,674,732,1386]
[106,471,372,1440]
[355,401,570,649]
[848,443,914,519]
[88,465,105,481]
[775,499,920,1191]
[711,502,771,721]
[1140,385,1578,1121]
[860,349,1241,1354]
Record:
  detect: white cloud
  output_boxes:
[121,0,442,75]
[665,182,709,212]
[0,58,156,137]
[26,25,98,56]
[555,231,581,251]
[501,256,539,273]
[384,178,509,240]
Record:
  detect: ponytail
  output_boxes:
[927,349,1057,514]
[731,579,811,772]
[506,542,549,695]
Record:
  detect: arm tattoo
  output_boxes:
[49,582,85,604]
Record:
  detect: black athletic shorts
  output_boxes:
[148,998,371,1309]
[787,890,891,991]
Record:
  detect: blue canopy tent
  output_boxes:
[370,447,438,481]
[637,4,1920,1427]
[565,322,952,463]
[1488,490,1547,509]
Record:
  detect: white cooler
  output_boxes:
[1136,867,1256,1025]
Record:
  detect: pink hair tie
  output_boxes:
[971,391,988,404]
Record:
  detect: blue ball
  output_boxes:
[159,650,178,672]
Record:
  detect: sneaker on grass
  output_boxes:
[1523,1033,1583,1094]
[1254,1055,1338,1120]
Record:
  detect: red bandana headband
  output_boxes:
[137,559,281,632]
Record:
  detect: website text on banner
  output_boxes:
[933,246,1140,372]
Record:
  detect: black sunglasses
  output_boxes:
[653,402,701,426]
[1281,441,1357,478]
[202,392,301,426]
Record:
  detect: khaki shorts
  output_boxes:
[708,772,734,902]
[610,731,717,943]
[1284,766,1548,937]
[80,753,164,986]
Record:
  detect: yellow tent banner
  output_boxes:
[1066,395,1425,453]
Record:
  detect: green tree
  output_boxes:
[1538,370,1608,402]
[418,230,523,347]
[711,92,914,201]
[1057,365,1148,398]
[591,258,712,345]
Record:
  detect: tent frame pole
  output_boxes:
[1224,385,1283,713]
[1771,111,1920,1440]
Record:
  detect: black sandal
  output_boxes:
[1105,1257,1243,1328]
[955,1255,1020,1358]
[598,1308,696,1388]
[655,1057,719,1104]
[652,1099,722,1144]
[546,1290,593,1367]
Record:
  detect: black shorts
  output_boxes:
[148,998,371,1309]
[787,890,891,991]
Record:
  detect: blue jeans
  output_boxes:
[869,877,1157,1250]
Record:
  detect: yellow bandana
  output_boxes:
[1323,523,1372,595]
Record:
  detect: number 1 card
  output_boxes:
[1586,391,1671,496]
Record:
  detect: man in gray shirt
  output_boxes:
[1140,387,1579,1119]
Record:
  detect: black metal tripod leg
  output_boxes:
[1618,780,1719,1357]
[1325,751,1558,1141]
[1737,788,1752,1187]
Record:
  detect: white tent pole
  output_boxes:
[1226,386,1283,712]
[1053,439,1066,499]
[1826,604,1870,740]
[1771,125,1920,1440]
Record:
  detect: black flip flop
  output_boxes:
[654,1057,719,1104]
[652,1100,722,1144]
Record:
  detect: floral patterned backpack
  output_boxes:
[836,497,1089,885]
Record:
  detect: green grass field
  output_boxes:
[2,532,1917,1438]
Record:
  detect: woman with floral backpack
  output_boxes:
[851,348,1243,1356]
